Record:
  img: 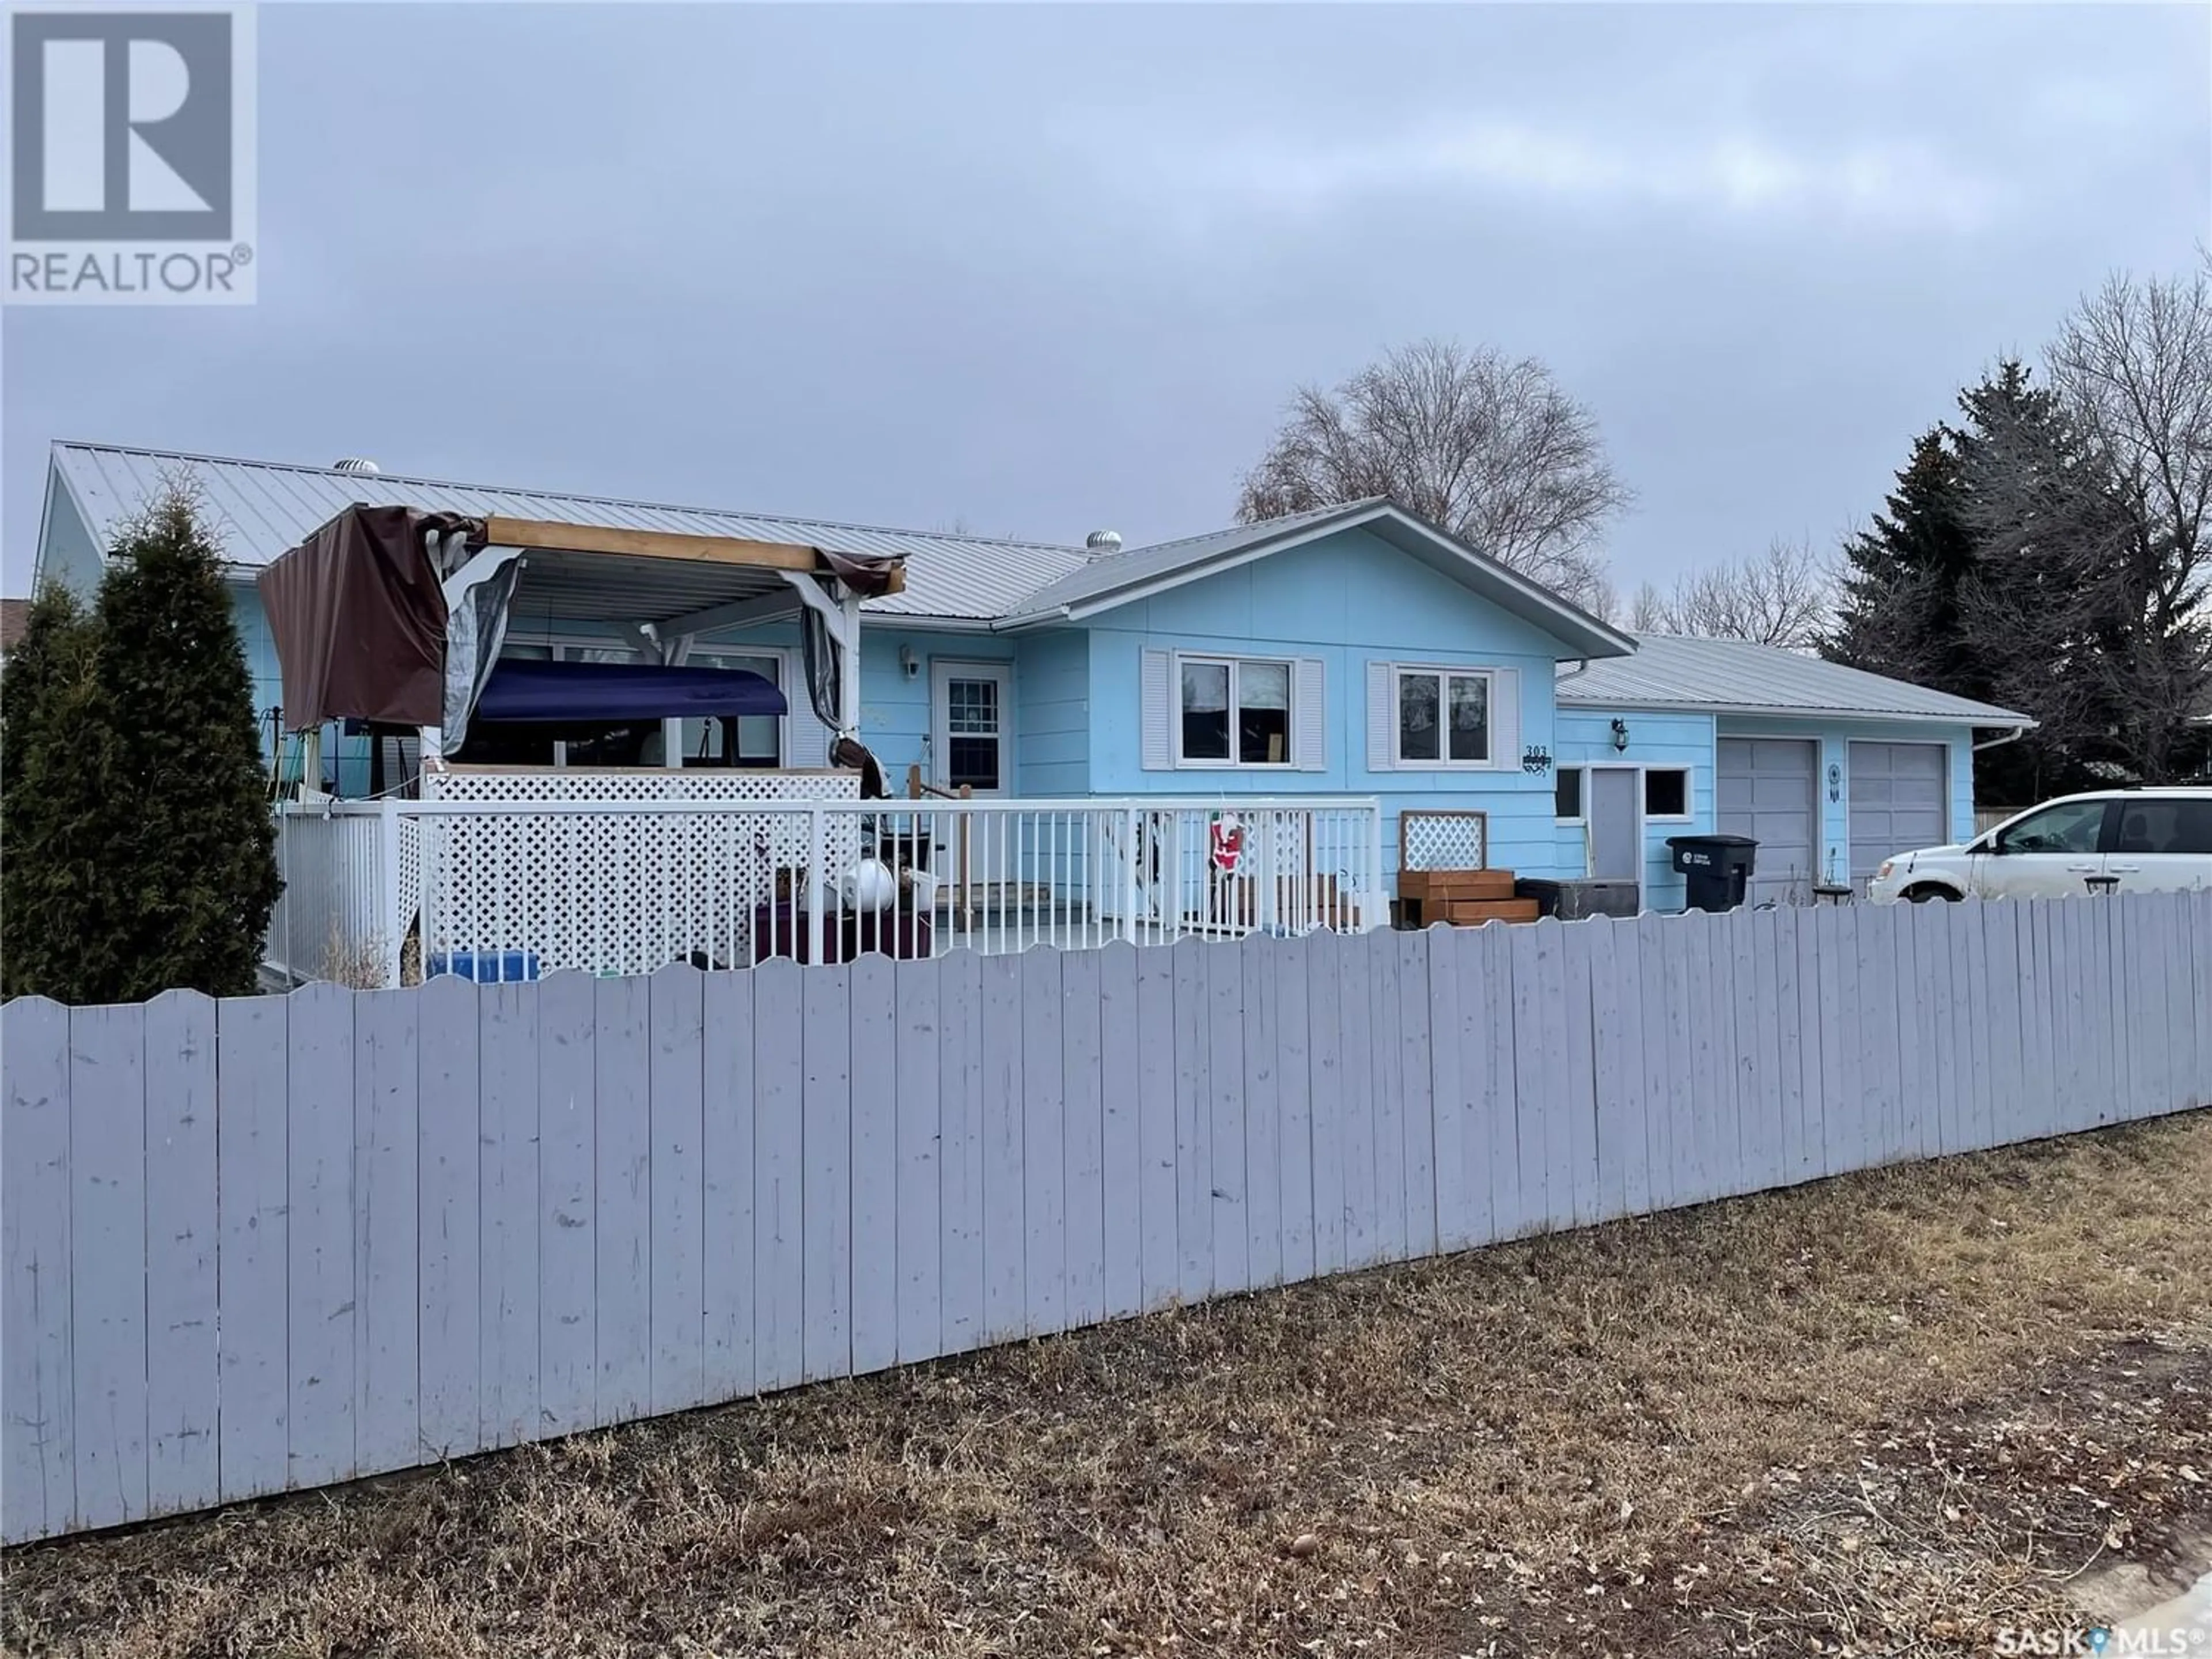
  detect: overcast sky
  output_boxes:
[5,3,2207,597]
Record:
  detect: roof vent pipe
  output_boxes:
[332,457,380,474]
[1085,529,1123,555]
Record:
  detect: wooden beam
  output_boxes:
[655,589,802,638]
[480,516,819,571]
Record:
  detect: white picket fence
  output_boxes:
[6,891,2209,1545]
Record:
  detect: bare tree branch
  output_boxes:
[1237,339,1631,611]
[1635,538,1834,649]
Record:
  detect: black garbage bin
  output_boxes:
[1666,834,1758,912]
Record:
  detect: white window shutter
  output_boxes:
[789,702,832,769]
[1141,649,1172,770]
[1293,657,1326,771]
[1366,661,1395,772]
[1488,666,1521,771]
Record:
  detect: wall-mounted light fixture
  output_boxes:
[899,644,920,680]
[1610,717,1630,753]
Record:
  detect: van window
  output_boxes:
[2112,798,2212,855]
[1995,799,2107,855]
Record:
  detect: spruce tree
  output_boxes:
[0,584,124,1002]
[1824,425,1978,688]
[93,482,280,1000]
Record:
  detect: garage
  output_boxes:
[1718,737,1817,907]
[1848,741,1948,887]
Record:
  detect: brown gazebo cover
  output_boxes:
[257,505,476,730]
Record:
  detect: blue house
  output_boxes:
[33,441,2029,915]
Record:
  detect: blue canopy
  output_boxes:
[474,659,788,724]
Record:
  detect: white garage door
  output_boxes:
[1848,741,1948,887]
[1718,738,1817,907]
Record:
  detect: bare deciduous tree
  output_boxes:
[1630,538,1834,649]
[1623,580,1670,634]
[2043,263,2212,771]
[1237,339,1631,611]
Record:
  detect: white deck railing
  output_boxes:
[267,794,1385,986]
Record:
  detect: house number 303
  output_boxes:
[1521,746,1552,774]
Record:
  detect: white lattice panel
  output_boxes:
[1399,810,1488,872]
[423,768,860,805]
[417,805,864,976]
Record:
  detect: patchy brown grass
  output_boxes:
[7,1113,2210,1658]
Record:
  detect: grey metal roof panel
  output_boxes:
[1558,632,2031,725]
[48,441,1089,620]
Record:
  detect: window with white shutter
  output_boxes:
[1369,661,1522,772]
[1147,650,1304,769]
[1293,657,1326,771]
[1367,661,1396,772]
[1141,649,1173,770]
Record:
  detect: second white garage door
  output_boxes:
[1718,738,1817,907]
[1848,741,1949,888]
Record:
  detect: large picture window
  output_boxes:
[1395,667,1491,766]
[1179,655,1293,767]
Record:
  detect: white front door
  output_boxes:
[930,662,1014,900]
[930,662,1011,797]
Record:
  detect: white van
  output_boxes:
[1866,787,2212,903]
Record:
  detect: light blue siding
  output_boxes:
[1013,631,1090,796]
[1554,709,1717,911]
[1080,528,1569,884]
[853,627,1014,790]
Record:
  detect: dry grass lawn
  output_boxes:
[7,1112,2210,1658]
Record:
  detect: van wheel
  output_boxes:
[1902,884,1960,903]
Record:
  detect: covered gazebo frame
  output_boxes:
[260,503,907,768]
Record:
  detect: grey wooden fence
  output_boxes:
[6,891,2209,1545]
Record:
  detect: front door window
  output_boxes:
[945,675,1002,791]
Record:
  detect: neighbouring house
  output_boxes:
[31,440,2031,979]
[0,597,28,668]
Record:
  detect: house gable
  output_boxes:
[33,468,105,596]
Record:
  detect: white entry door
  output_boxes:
[931,662,1011,797]
[930,662,1013,897]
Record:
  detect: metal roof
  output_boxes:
[1001,497,1637,658]
[46,441,1088,621]
[1558,632,2032,726]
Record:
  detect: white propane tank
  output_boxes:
[840,858,899,914]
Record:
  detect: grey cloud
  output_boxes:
[6,3,2206,595]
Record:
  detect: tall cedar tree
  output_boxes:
[93,485,281,1000]
[0,584,123,1001]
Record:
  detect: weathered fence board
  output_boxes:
[6,892,2209,1546]
[536,972,598,1436]
[3,997,74,1537]
[144,991,219,1516]
[215,993,287,1501]
[351,987,419,1476]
